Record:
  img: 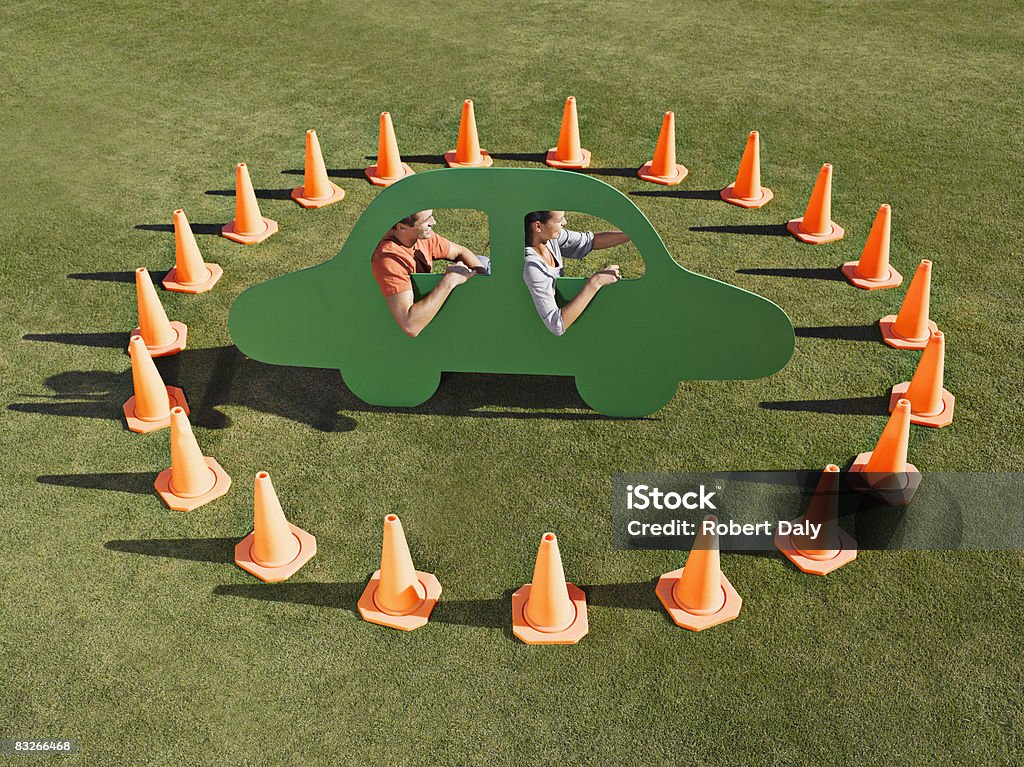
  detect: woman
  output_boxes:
[522,211,630,336]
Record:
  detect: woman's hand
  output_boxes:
[588,264,621,289]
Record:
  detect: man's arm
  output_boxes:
[592,231,630,250]
[444,241,485,272]
[384,265,474,338]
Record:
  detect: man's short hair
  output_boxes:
[394,212,422,228]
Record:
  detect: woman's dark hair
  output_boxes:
[524,211,555,243]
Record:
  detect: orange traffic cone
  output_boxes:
[154,407,231,511]
[774,465,857,575]
[132,267,187,357]
[656,515,742,630]
[163,209,223,293]
[637,111,688,185]
[365,112,415,187]
[545,96,591,170]
[123,335,189,433]
[235,471,317,582]
[291,129,346,208]
[221,163,279,244]
[841,204,902,289]
[787,163,844,244]
[444,99,493,168]
[880,259,939,349]
[358,514,441,630]
[849,399,921,504]
[890,329,954,427]
[512,532,588,644]
[721,130,773,208]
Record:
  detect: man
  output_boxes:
[371,209,489,337]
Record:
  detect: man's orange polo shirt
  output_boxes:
[371,231,453,297]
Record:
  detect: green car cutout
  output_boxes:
[229,168,794,417]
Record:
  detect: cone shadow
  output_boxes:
[582,580,664,613]
[39,472,153,494]
[847,499,914,549]
[105,538,237,563]
[213,582,364,616]
[281,167,367,180]
[731,549,787,560]
[23,332,125,348]
[205,188,295,200]
[689,224,790,236]
[795,324,880,342]
[630,189,721,200]
[8,347,356,433]
[67,270,169,283]
[9,370,129,425]
[737,267,844,282]
[135,223,222,235]
[431,595,507,630]
[584,167,640,178]
[487,152,547,163]
[10,400,124,421]
[760,395,888,415]
[363,153,441,165]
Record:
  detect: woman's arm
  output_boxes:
[560,266,621,331]
[592,231,629,249]
[524,260,621,336]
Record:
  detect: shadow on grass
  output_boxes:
[9,346,355,432]
[68,270,169,283]
[215,580,512,631]
[22,332,124,348]
[584,167,639,178]
[795,324,880,342]
[39,472,153,494]
[11,343,618,427]
[760,395,888,416]
[737,267,844,282]
[281,167,368,180]
[432,592,509,630]
[847,497,916,550]
[581,580,663,612]
[205,187,294,200]
[11,370,125,421]
[106,538,237,563]
[488,152,546,164]
[690,223,790,237]
[730,549,788,560]
[630,189,721,200]
[383,372,633,421]
[213,582,364,617]
[135,222,222,235]
[362,153,444,165]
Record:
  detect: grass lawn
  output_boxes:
[2,1,1022,764]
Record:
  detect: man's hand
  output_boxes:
[458,251,485,272]
[588,264,621,289]
[441,263,476,288]
[384,265,476,338]
[446,241,484,272]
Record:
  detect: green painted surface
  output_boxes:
[229,168,795,416]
